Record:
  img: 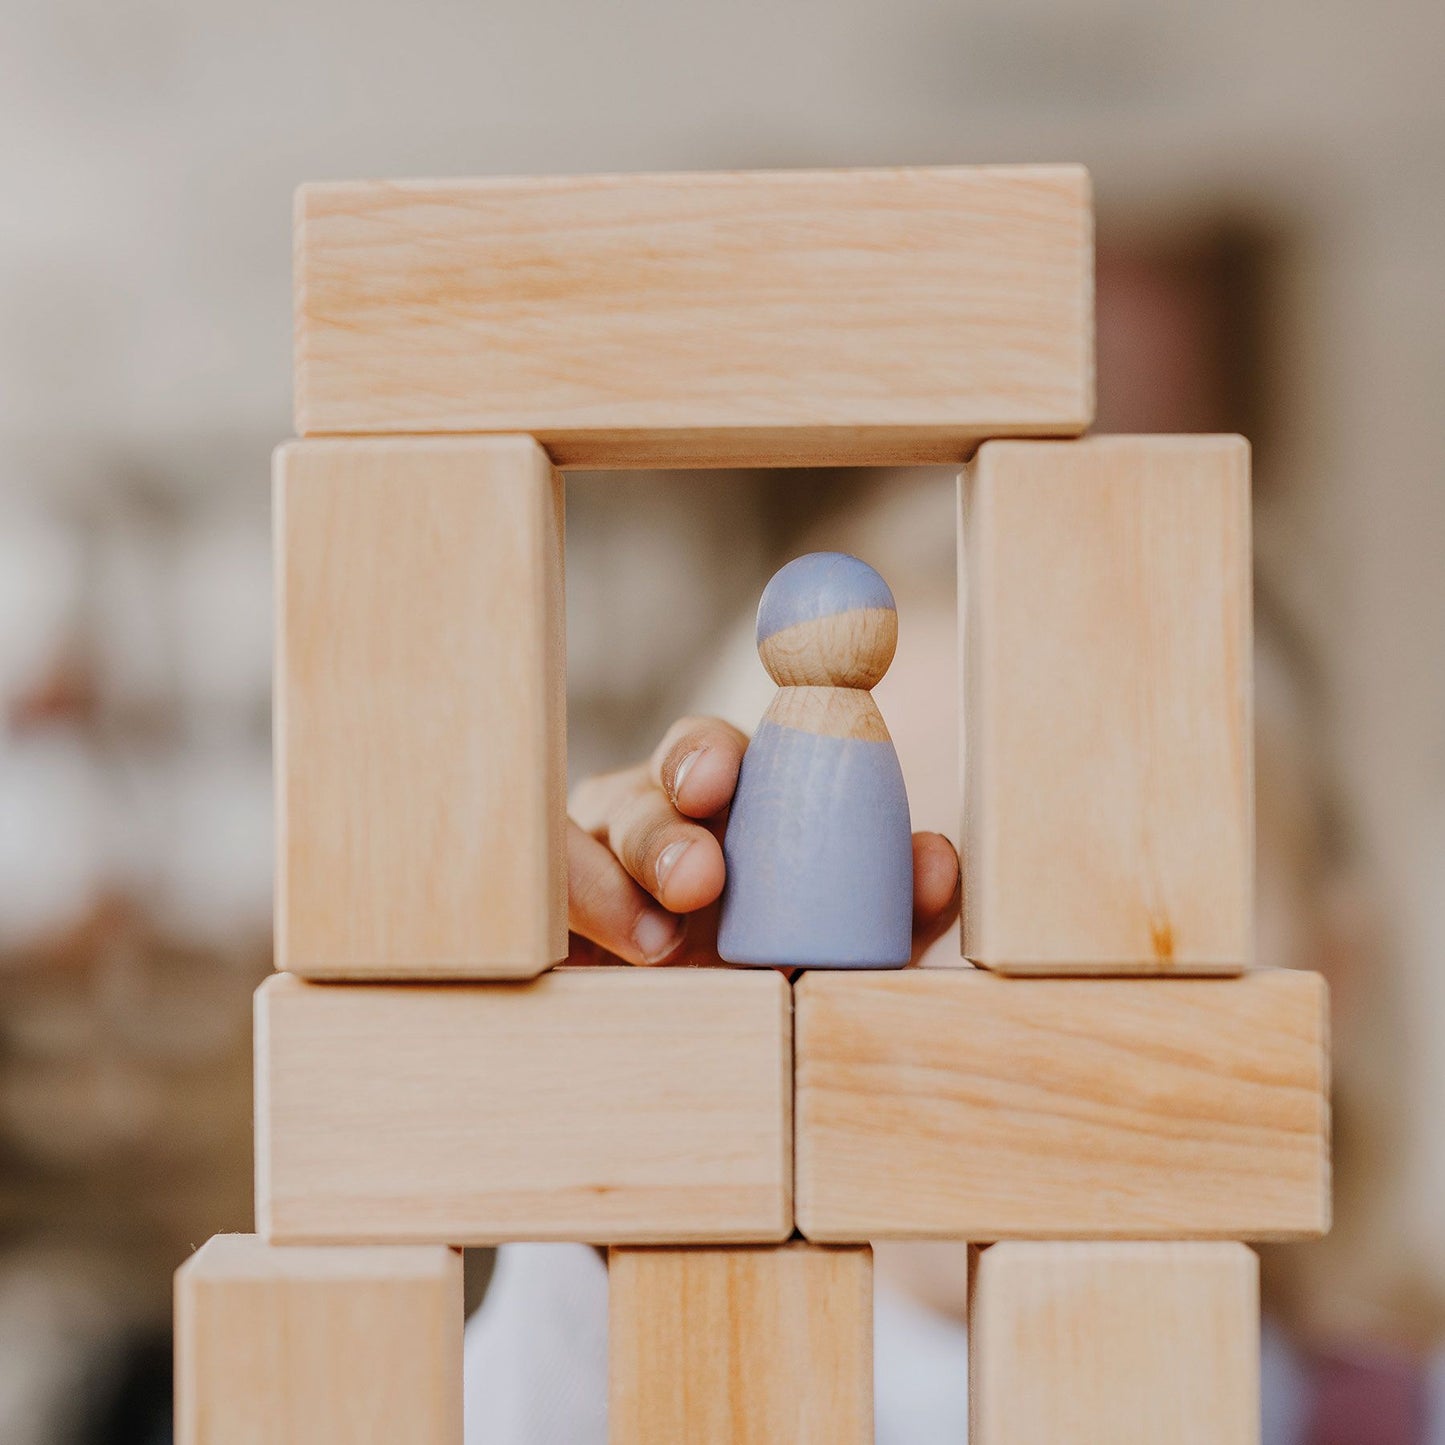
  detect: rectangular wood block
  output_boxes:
[275,436,566,979]
[294,166,1094,467]
[174,1233,461,1445]
[609,1242,872,1445]
[970,1242,1260,1445]
[962,435,1253,972]
[795,969,1329,1241]
[256,968,792,1244]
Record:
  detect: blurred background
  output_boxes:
[1,0,1442,1439]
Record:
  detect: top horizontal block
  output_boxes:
[294,165,1094,467]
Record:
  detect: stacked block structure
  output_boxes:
[175,165,1330,1442]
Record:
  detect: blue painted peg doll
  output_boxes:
[717,552,913,968]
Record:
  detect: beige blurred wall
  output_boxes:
[1,0,1442,1273]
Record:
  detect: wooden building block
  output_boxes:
[969,1242,1259,1445]
[795,969,1328,1241]
[256,968,792,1244]
[275,436,565,979]
[294,166,1094,467]
[961,435,1253,972]
[609,1242,872,1445]
[174,1233,461,1445]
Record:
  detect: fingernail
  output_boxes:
[656,840,691,890]
[634,909,684,963]
[671,749,705,804]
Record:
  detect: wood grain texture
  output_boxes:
[962,435,1253,973]
[275,436,566,979]
[294,166,1094,466]
[174,1233,461,1445]
[256,968,792,1245]
[970,1242,1259,1445]
[609,1243,872,1445]
[795,969,1329,1241]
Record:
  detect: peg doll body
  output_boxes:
[718,552,913,968]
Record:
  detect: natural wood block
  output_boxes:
[256,968,792,1244]
[795,969,1329,1241]
[962,435,1253,972]
[174,1233,461,1445]
[294,166,1093,467]
[609,1242,872,1445]
[275,436,566,979]
[969,1242,1259,1445]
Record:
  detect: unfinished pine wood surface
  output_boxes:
[795,969,1329,1242]
[175,1233,461,1445]
[294,166,1094,466]
[970,1242,1259,1445]
[962,434,1253,972]
[609,1243,872,1445]
[256,968,792,1245]
[275,436,566,979]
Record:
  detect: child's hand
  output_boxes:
[566,716,960,966]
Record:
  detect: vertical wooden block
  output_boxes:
[609,1242,872,1445]
[962,435,1253,972]
[275,436,566,978]
[969,1242,1259,1445]
[175,1233,461,1445]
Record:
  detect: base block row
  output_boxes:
[177,1236,1259,1444]
[256,967,1327,1246]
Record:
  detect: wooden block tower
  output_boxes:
[175,164,1330,1443]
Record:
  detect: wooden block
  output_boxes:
[256,968,792,1244]
[294,166,1093,467]
[174,1233,461,1445]
[609,1242,872,1445]
[795,969,1329,1241]
[970,1242,1259,1445]
[962,435,1253,972]
[275,436,566,979]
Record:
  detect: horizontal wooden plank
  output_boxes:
[795,969,1329,1241]
[175,1234,461,1444]
[609,1243,872,1445]
[275,436,566,979]
[295,165,1093,466]
[256,968,792,1245]
[970,1242,1259,1445]
[962,435,1253,972]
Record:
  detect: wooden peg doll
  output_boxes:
[718,552,913,968]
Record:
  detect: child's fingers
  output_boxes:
[648,716,749,818]
[910,832,961,958]
[606,782,727,913]
[565,820,686,965]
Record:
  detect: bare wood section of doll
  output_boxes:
[609,1242,872,1445]
[969,1242,1260,1445]
[175,1234,462,1445]
[765,687,892,741]
[758,607,897,688]
[294,166,1094,465]
[795,969,1329,1241]
[255,969,793,1245]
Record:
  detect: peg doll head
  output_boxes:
[754,552,898,689]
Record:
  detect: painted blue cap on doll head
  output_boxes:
[755,552,898,689]
[755,552,896,643]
